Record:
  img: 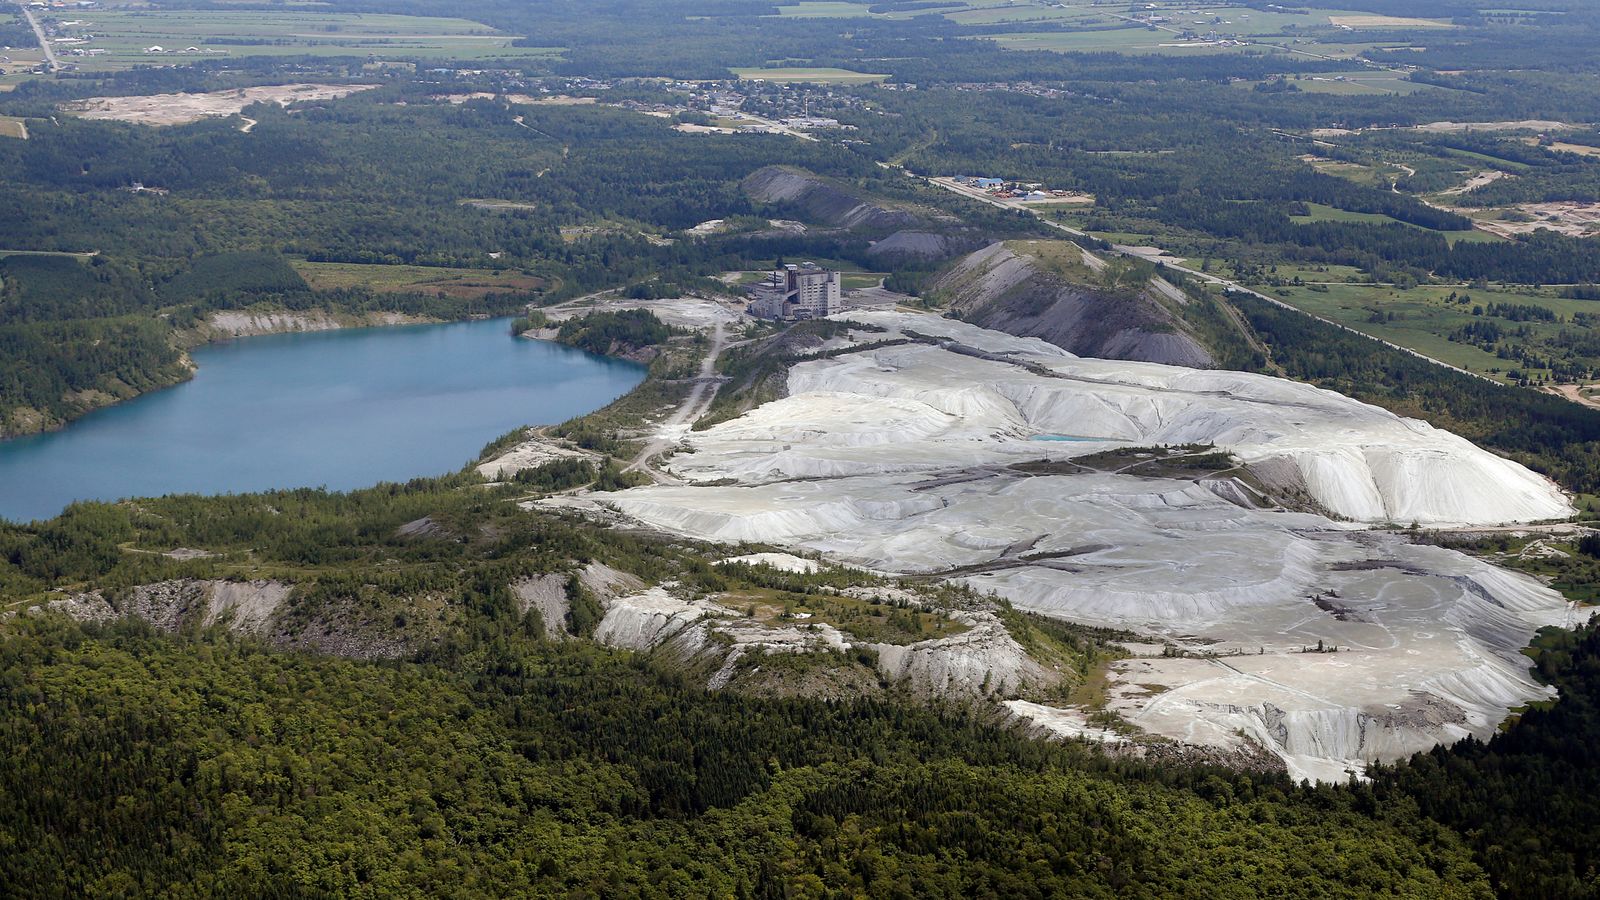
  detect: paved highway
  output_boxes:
[16,1,59,72]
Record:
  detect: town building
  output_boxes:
[748,263,842,321]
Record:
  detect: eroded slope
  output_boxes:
[932,240,1257,369]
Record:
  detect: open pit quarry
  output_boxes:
[597,308,1584,782]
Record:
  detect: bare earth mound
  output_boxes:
[66,84,379,126]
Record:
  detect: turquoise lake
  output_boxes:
[0,318,644,523]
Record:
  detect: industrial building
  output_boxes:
[748,263,842,321]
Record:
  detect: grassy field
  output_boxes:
[1262,281,1600,381]
[1326,13,1453,27]
[1280,71,1439,95]
[0,116,26,140]
[38,10,563,72]
[730,67,889,83]
[291,261,546,299]
[769,1,876,17]
[1189,260,1368,284]
[841,273,888,290]
[1290,202,1501,244]
[944,2,1455,56]
[1303,156,1404,188]
[1289,202,1403,225]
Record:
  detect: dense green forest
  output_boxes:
[0,616,1499,897]
[555,309,678,357]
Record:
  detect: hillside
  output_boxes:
[931,240,1261,369]
[741,165,986,262]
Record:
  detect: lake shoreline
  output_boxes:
[0,307,462,442]
[0,316,644,522]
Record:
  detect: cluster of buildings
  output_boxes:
[716,81,865,127]
[780,115,852,130]
[950,176,1065,203]
[950,81,1083,101]
[747,264,842,321]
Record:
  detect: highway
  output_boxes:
[16,1,59,72]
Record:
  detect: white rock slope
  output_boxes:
[601,310,1583,781]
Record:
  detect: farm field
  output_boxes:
[730,67,888,83]
[291,261,546,299]
[0,115,25,139]
[38,10,563,71]
[1327,13,1453,27]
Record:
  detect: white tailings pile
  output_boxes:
[663,311,1570,526]
[716,553,822,574]
[871,611,1055,698]
[593,587,725,651]
[601,310,1583,780]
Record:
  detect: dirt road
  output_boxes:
[1544,383,1600,411]
[625,322,728,484]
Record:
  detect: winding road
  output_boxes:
[625,321,728,484]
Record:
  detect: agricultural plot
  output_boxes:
[0,115,26,139]
[1327,14,1453,27]
[38,10,562,71]
[291,261,546,299]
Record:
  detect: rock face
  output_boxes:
[199,309,428,339]
[870,611,1055,698]
[43,579,292,636]
[512,574,571,639]
[35,578,412,660]
[593,587,721,652]
[601,309,1584,781]
[201,580,292,635]
[933,241,1217,367]
[742,166,979,262]
[588,576,1032,699]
